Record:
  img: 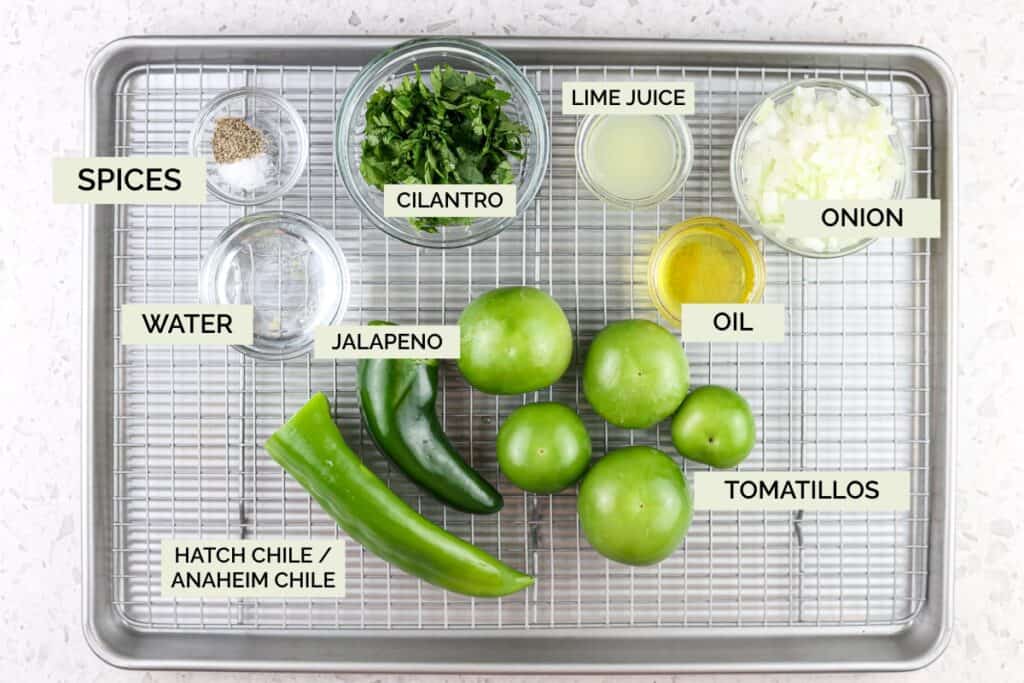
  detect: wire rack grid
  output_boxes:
[109,60,932,632]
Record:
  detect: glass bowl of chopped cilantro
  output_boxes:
[336,37,550,249]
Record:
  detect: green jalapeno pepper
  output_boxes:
[265,392,532,598]
[357,323,503,514]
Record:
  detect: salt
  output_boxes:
[217,153,274,193]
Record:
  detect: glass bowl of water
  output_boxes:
[199,211,350,360]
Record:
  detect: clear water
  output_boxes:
[214,223,342,356]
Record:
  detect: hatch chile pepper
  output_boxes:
[264,392,532,598]
[357,324,503,514]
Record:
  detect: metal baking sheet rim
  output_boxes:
[81,35,957,673]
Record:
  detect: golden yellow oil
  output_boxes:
[648,217,764,323]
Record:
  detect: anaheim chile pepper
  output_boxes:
[265,392,532,598]
[357,323,502,514]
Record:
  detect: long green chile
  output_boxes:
[264,393,532,598]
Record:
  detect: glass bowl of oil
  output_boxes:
[647,216,766,326]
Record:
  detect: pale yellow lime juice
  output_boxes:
[582,115,682,203]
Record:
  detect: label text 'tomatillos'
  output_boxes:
[725,478,881,501]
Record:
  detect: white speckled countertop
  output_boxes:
[1,0,1020,680]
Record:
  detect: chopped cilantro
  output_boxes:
[359,64,529,232]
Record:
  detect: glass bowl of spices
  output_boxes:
[200,211,350,360]
[190,88,309,206]
[336,37,549,249]
[647,216,766,326]
[730,79,909,258]
[576,114,693,209]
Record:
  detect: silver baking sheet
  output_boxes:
[83,36,956,672]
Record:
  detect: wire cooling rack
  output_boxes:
[109,62,931,631]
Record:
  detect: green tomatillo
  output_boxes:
[671,385,756,469]
[583,319,689,429]
[496,402,591,494]
[577,446,692,566]
[458,286,573,395]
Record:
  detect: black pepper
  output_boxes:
[212,117,265,164]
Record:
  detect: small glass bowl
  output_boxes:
[190,88,309,206]
[199,211,350,360]
[730,78,909,259]
[576,114,693,209]
[335,37,550,249]
[647,216,766,326]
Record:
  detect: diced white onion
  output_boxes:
[739,85,903,254]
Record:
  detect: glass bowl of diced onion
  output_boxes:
[730,79,910,259]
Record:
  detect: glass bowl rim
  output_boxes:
[334,36,550,249]
[189,87,310,207]
[728,77,911,259]
[198,210,351,361]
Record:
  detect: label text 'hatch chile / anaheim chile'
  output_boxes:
[161,539,346,598]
